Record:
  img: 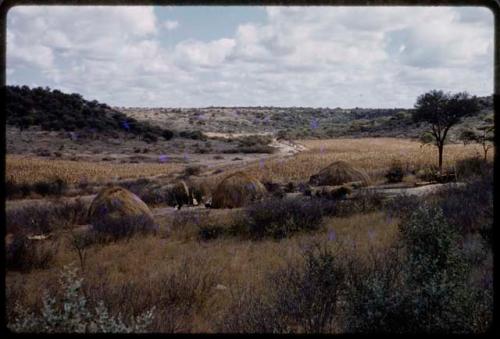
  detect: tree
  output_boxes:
[459,125,494,161]
[413,90,480,171]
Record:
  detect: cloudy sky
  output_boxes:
[6,6,494,108]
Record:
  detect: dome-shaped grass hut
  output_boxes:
[88,186,156,237]
[309,161,370,186]
[211,171,267,209]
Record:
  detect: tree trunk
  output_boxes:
[438,143,444,172]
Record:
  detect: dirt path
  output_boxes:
[361,182,466,197]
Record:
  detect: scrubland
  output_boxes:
[5,137,493,333]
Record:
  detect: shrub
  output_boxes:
[272,245,345,332]
[92,214,157,241]
[162,129,174,140]
[6,179,32,199]
[183,166,201,177]
[399,205,466,286]
[197,225,226,241]
[143,132,158,143]
[398,205,489,332]
[431,172,493,238]
[335,189,384,217]
[9,265,155,333]
[343,247,410,333]
[219,245,345,333]
[415,165,440,182]
[222,145,275,154]
[6,199,89,235]
[33,178,67,196]
[239,197,325,239]
[455,156,490,181]
[344,206,492,333]
[383,193,423,219]
[179,130,205,140]
[6,234,59,271]
[385,160,405,183]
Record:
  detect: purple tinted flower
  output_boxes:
[159,154,169,163]
[183,153,189,161]
[310,118,319,130]
[69,131,78,141]
[259,159,265,169]
[328,229,337,241]
[122,121,130,131]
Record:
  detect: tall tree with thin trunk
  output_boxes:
[413,90,480,171]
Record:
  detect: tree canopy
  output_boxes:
[413,90,480,170]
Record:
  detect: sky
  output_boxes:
[6,6,494,108]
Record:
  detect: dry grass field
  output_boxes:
[5,211,400,332]
[7,138,490,190]
[199,138,491,190]
[6,154,184,185]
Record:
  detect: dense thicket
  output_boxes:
[5,85,173,140]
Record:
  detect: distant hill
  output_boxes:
[120,94,492,140]
[5,85,173,142]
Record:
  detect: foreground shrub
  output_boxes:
[239,197,326,239]
[219,245,345,333]
[9,265,155,333]
[455,156,491,181]
[272,245,345,332]
[6,199,89,235]
[345,205,492,333]
[431,171,493,238]
[84,255,218,332]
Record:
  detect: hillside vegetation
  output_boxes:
[121,95,492,140]
[5,85,174,142]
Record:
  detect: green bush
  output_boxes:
[9,265,155,333]
[345,205,492,333]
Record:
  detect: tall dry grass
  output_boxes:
[6,155,183,185]
[5,210,399,332]
[244,138,491,184]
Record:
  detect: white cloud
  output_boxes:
[174,38,236,68]
[6,6,494,107]
[163,20,179,30]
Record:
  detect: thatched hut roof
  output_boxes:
[211,171,267,209]
[309,161,370,186]
[88,186,156,235]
